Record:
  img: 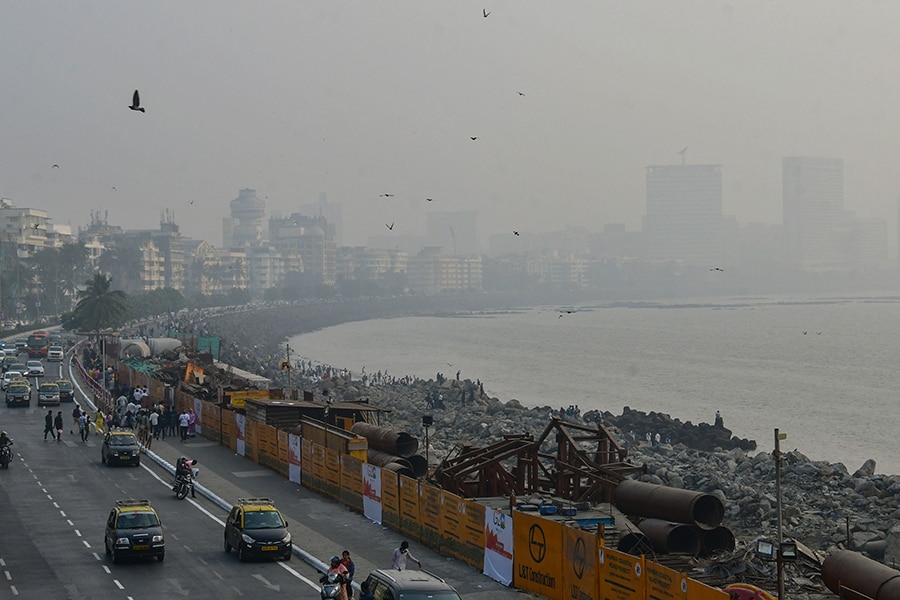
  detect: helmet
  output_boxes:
[330,555,341,565]
[0,431,6,436]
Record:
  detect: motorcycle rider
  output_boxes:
[0,431,13,466]
[323,555,349,600]
[174,456,197,498]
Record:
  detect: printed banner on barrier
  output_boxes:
[563,527,599,600]
[192,397,202,435]
[235,414,246,456]
[288,433,302,484]
[483,508,514,586]
[599,547,644,600]
[513,510,564,600]
[363,463,383,525]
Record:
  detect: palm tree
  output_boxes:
[68,273,128,333]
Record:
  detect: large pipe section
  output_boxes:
[699,526,735,556]
[637,519,702,556]
[613,480,724,530]
[366,449,414,472]
[822,550,900,600]
[616,515,653,556]
[351,422,419,457]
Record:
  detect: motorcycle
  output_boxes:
[319,571,346,600]
[0,444,12,469]
[172,459,198,499]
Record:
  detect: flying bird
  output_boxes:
[483,9,490,17]
[32,223,40,230]
[470,136,478,141]
[129,89,145,112]
[52,164,60,169]
[386,222,394,230]
[709,267,724,272]
[513,231,519,236]
[380,193,394,197]
[802,331,807,335]
[426,198,433,202]
[110,186,116,191]
[518,91,525,96]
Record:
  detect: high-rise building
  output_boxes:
[782,157,847,269]
[642,164,723,265]
[226,189,266,249]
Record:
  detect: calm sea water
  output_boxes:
[290,293,900,476]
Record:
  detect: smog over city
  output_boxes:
[2,1,899,258]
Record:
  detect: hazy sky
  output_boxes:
[2,1,899,249]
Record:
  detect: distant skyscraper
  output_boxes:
[642,164,723,265]
[782,157,846,269]
[227,189,266,249]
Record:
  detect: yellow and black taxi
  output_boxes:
[37,381,60,407]
[104,499,165,563]
[224,497,292,562]
[55,378,74,402]
[5,379,31,407]
[101,429,141,467]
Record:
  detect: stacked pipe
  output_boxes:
[822,550,900,600]
[613,480,734,556]
[351,423,426,477]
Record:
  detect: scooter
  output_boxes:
[0,444,12,469]
[319,571,346,600]
[172,459,199,499]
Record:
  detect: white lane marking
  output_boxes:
[0,559,5,566]
[140,462,319,589]
[74,530,82,537]
[52,502,59,508]
[60,511,67,517]
[10,584,18,595]
[82,540,91,549]
[102,565,111,574]
[212,569,224,580]
[92,553,101,561]
[113,579,124,590]
[4,570,10,581]
[42,489,47,493]
[67,520,74,526]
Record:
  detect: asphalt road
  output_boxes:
[0,346,524,600]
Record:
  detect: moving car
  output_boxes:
[47,345,64,361]
[56,378,74,402]
[104,499,165,563]
[101,430,141,466]
[5,380,31,407]
[363,569,463,600]
[224,497,292,562]
[2,354,17,372]
[14,339,27,353]
[26,360,44,377]
[38,382,60,407]
[1,371,23,390]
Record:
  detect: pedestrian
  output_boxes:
[54,411,64,441]
[391,541,421,571]
[79,411,89,442]
[341,550,356,600]
[149,409,160,439]
[654,432,661,445]
[179,409,190,441]
[71,404,82,435]
[187,408,197,438]
[359,580,374,600]
[44,410,54,441]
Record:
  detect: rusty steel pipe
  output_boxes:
[616,515,653,556]
[406,454,428,478]
[699,526,735,556]
[366,449,414,472]
[613,479,724,530]
[381,462,415,478]
[351,422,419,457]
[822,550,900,600]
[637,519,702,556]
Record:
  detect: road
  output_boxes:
[0,342,522,600]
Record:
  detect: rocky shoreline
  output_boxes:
[201,299,900,580]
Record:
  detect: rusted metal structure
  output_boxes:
[431,417,643,501]
[351,422,419,457]
[822,550,900,600]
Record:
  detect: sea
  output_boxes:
[289,292,900,477]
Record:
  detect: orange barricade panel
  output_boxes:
[243,419,258,462]
[398,475,422,542]
[276,429,290,477]
[381,469,400,531]
[323,447,342,500]
[222,411,236,451]
[686,578,730,600]
[645,561,688,600]
[301,438,318,491]
[418,484,442,548]
[598,547,644,600]
[340,454,364,513]
[563,527,600,600]
[512,511,564,600]
[438,492,485,568]
[257,424,278,471]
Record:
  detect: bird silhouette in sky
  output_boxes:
[802,331,808,335]
[32,223,40,230]
[513,231,519,236]
[110,186,116,191]
[386,222,394,230]
[483,9,490,17]
[470,136,478,141]
[52,164,59,169]
[710,267,724,271]
[518,91,525,96]
[129,89,145,112]
[380,193,394,197]
[426,198,433,202]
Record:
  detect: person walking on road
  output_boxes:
[341,550,356,600]
[54,411,64,441]
[79,411,90,442]
[71,405,82,435]
[44,410,54,441]
[391,541,421,571]
[179,409,190,441]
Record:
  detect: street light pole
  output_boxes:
[775,428,787,600]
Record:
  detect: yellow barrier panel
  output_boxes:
[244,418,258,462]
[257,423,279,472]
[301,438,319,492]
[276,429,290,478]
[563,527,600,600]
[381,469,400,531]
[512,510,565,600]
[686,578,730,600]
[645,561,688,600]
[398,475,422,542]
[419,483,442,548]
[323,447,342,500]
[598,547,644,600]
[340,454,364,512]
[438,492,485,568]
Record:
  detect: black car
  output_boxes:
[56,379,74,402]
[104,499,165,563]
[5,381,31,407]
[364,569,463,600]
[224,497,292,561]
[101,430,141,466]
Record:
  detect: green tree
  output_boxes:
[63,273,128,333]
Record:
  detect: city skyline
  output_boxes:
[2,3,900,252]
